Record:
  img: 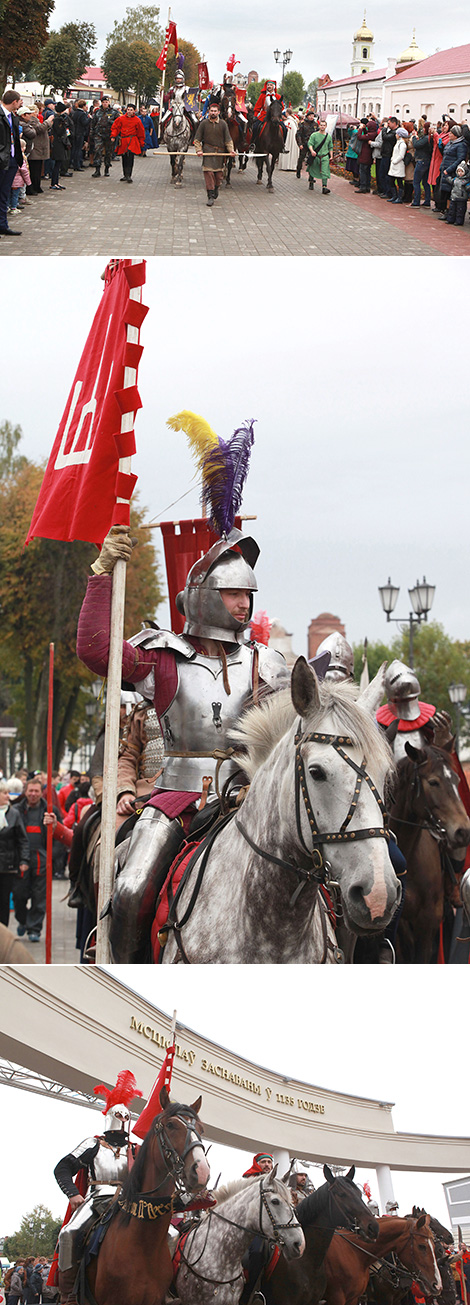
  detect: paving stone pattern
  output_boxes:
[1,152,466,257]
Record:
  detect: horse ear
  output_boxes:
[358,662,387,716]
[291,656,321,718]
[345,1165,355,1182]
[323,1163,334,1184]
[416,1214,427,1229]
[190,1096,202,1117]
[405,742,427,765]
[385,718,399,745]
[266,1164,277,1183]
[159,1086,170,1110]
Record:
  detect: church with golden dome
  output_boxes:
[317,14,470,129]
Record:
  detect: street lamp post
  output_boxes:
[273,47,292,94]
[378,576,436,669]
[448,682,467,755]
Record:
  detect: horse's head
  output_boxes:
[403,742,470,850]
[257,1172,305,1260]
[322,1165,379,1241]
[267,98,283,123]
[154,1090,210,1193]
[398,1216,442,1298]
[222,92,235,119]
[290,657,401,934]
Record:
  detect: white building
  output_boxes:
[382,43,470,124]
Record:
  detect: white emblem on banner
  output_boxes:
[54,314,114,469]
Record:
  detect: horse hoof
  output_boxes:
[256,179,262,185]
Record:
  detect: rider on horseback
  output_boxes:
[212,70,248,147]
[252,80,287,147]
[54,1072,141,1305]
[76,527,289,963]
[161,70,197,138]
[376,661,453,761]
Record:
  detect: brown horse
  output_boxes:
[221,92,244,184]
[256,99,284,190]
[269,1166,379,1305]
[324,1216,442,1305]
[84,1091,210,1305]
[390,743,470,963]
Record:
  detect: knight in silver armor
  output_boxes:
[77,526,288,964]
[313,632,354,682]
[54,1072,140,1303]
[161,69,197,131]
[376,660,453,762]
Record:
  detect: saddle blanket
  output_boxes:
[151,840,201,963]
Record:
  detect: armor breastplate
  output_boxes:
[159,647,255,792]
[392,727,427,763]
[139,707,165,778]
[93,1142,129,1186]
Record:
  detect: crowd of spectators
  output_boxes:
[0,87,161,236]
[344,110,470,227]
[2,1256,57,1305]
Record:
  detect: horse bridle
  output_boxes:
[237,726,389,908]
[119,1107,206,1212]
[338,1223,437,1295]
[177,1178,299,1288]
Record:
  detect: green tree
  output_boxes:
[104,4,162,52]
[0,419,28,479]
[165,38,201,89]
[306,78,319,104]
[0,424,163,769]
[353,623,470,744]
[4,1206,62,1259]
[37,31,80,93]
[282,70,305,106]
[102,39,161,102]
[59,21,97,73]
[0,0,54,86]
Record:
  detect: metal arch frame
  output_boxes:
[0,1057,141,1115]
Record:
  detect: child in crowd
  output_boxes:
[446,161,470,226]
[9,139,31,213]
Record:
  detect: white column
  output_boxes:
[376,1164,396,1213]
[272,1148,291,1180]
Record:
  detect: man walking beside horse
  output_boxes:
[194,102,235,206]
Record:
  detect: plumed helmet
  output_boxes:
[176,527,259,642]
[93,1070,142,1133]
[384,660,421,720]
[316,632,354,680]
[175,70,185,82]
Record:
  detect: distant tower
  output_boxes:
[351,12,375,76]
[395,30,426,70]
[308,613,346,660]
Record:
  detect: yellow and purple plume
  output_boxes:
[168,410,256,536]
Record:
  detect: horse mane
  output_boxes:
[119,1102,192,1224]
[231,681,394,783]
[213,1175,293,1206]
[295,1181,330,1228]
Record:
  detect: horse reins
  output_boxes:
[237,727,389,909]
[176,1178,298,1287]
[335,1223,437,1294]
[117,1107,206,1216]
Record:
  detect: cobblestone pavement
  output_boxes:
[8,877,80,964]
[1,152,467,256]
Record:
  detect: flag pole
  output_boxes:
[95,259,144,965]
[45,642,54,965]
[158,7,171,137]
[170,1009,177,1044]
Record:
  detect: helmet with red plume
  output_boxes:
[93,1070,142,1132]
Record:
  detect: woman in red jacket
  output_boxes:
[110,105,145,182]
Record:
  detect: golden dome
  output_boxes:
[397,29,426,63]
[354,11,374,41]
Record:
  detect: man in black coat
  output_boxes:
[13,776,62,942]
[0,780,29,926]
[0,87,23,236]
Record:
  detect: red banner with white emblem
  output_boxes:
[25,260,148,548]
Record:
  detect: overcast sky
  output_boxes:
[2,256,469,658]
[43,0,469,85]
[0,966,466,1240]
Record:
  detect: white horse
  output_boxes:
[160,658,401,964]
[174,1172,305,1305]
[163,101,191,184]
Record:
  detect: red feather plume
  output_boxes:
[250,610,272,646]
[93,1070,142,1115]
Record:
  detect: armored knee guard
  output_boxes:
[110,809,184,964]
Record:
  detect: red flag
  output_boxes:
[26,260,148,549]
[133,1044,175,1140]
[198,61,209,90]
[156,21,178,70]
[226,53,240,73]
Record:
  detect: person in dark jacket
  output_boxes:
[295,109,318,178]
[0,87,24,236]
[0,780,29,926]
[89,97,113,177]
[377,116,398,197]
[437,125,467,218]
[71,100,89,170]
[49,103,71,190]
[13,777,62,942]
[410,121,432,206]
[355,115,378,193]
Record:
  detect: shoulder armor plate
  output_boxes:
[256,645,290,690]
[128,627,196,658]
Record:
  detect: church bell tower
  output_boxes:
[351,12,375,75]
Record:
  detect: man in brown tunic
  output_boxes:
[194,102,235,205]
